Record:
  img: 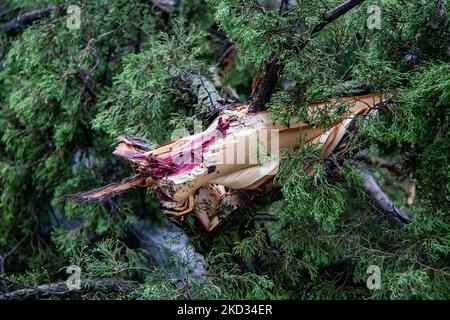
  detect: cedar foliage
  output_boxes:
[0,0,449,299]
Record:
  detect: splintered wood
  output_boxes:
[63,93,385,231]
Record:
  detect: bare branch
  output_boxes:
[311,0,365,35]
[1,277,139,299]
[0,237,27,274]
[354,151,406,176]
[248,56,283,112]
[150,0,178,13]
[76,67,98,99]
[0,6,55,34]
[0,237,27,293]
[357,168,412,226]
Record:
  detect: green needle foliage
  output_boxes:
[0,0,449,300]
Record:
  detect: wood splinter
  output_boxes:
[62,93,387,231]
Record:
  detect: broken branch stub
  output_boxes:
[63,93,386,231]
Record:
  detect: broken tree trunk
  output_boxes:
[63,93,387,231]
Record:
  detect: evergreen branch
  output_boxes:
[248,0,366,112]
[0,6,55,34]
[0,277,139,299]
